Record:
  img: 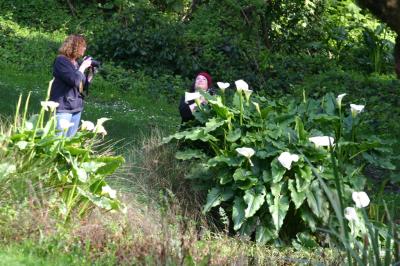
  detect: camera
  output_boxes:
[81,56,101,69]
[90,59,101,68]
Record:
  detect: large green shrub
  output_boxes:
[163,81,395,244]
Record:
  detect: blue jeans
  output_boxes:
[56,112,82,137]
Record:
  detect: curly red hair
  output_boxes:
[58,34,86,60]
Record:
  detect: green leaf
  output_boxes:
[266,184,289,233]
[203,187,233,213]
[204,118,225,133]
[64,145,89,155]
[295,116,307,142]
[74,167,88,183]
[226,128,241,142]
[208,155,240,167]
[271,159,286,183]
[232,197,246,230]
[288,179,306,209]
[95,156,125,176]
[77,187,120,211]
[175,149,206,160]
[81,161,106,173]
[243,185,266,218]
[300,208,317,232]
[255,225,275,244]
[306,181,329,221]
[322,93,336,115]
[233,168,253,181]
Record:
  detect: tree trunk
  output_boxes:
[395,36,400,77]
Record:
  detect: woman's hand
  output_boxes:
[78,57,92,73]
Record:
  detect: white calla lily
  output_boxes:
[96,117,111,127]
[59,119,74,130]
[81,120,95,131]
[102,185,117,199]
[252,102,261,116]
[236,147,255,158]
[309,136,335,147]
[236,147,255,166]
[336,93,346,108]
[217,82,230,91]
[40,101,59,111]
[352,191,370,208]
[243,89,253,102]
[278,151,299,170]
[344,207,358,221]
[95,125,107,136]
[235,79,249,92]
[350,104,365,116]
[185,92,201,103]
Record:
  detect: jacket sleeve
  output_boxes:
[179,96,194,122]
[53,56,85,88]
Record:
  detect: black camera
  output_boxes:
[90,59,101,68]
[81,56,101,69]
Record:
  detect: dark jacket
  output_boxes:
[179,96,195,123]
[178,87,215,123]
[50,55,86,113]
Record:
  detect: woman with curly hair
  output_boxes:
[50,34,93,137]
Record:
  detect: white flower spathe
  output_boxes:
[94,118,110,135]
[344,207,358,221]
[278,151,299,170]
[95,125,107,136]
[309,136,335,147]
[336,93,346,107]
[96,117,110,127]
[352,191,370,208]
[243,89,253,102]
[235,79,249,92]
[40,101,59,111]
[59,119,74,130]
[350,104,365,115]
[184,92,201,103]
[252,101,261,115]
[236,147,255,158]
[102,185,117,199]
[236,147,255,166]
[217,82,230,91]
[81,120,95,131]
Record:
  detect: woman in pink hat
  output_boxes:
[179,71,214,123]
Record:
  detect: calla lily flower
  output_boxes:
[252,102,261,116]
[59,119,74,130]
[96,117,110,127]
[236,147,255,166]
[352,191,370,208]
[40,101,59,111]
[278,151,299,170]
[217,82,230,92]
[243,89,253,102]
[102,185,117,199]
[336,93,346,108]
[235,79,249,92]
[81,120,95,131]
[95,125,107,136]
[344,207,358,221]
[185,92,201,103]
[309,136,335,147]
[350,104,365,116]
